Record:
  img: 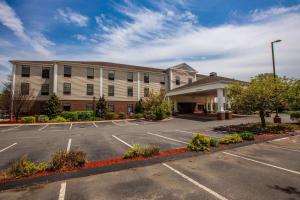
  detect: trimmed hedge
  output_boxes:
[61,111,93,121]
[187,133,212,151]
[49,116,68,123]
[118,112,126,119]
[219,134,243,144]
[239,131,255,140]
[21,116,35,123]
[38,115,49,123]
[123,144,160,159]
[104,112,115,120]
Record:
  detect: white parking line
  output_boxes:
[1,125,23,132]
[223,152,300,175]
[146,132,189,145]
[265,143,300,153]
[163,163,228,200]
[92,122,98,128]
[38,124,49,131]
[0,142,17,153]
[112,135,133,148]
[112,121,121,126]
[67,138,72,153]
[126,120,139,126]
[58,181,66,200]
[176,130,194,134]
[272,137,288,142]
[69,123,73,130]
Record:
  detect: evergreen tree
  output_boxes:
[96,95,107,116]
[135,99,144,113]
[45,94,62,119]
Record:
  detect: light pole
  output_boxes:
[271,39,282,122]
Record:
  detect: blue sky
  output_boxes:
[0,0,300,83]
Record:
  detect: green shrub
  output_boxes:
[61,111,78,121]
[38,115,49,123]
[49,149,87,170]
[6,157,49,178]
[104,112,115,120]
[77,111,93,121]
[123,144,160,159]
[118,112,126,119]
[49,116,68,123]
[134,113,144,119]
[210,138,219,147]
[239,131,255,140]
[21,116,36,123]
[187,133,211,151]
[219,134,243,144]
[290,111,300,120]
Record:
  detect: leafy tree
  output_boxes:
[286,79,300,110]
[227,73,291,127]
[44,94,62,119]
[134,99,144,113]
[0,75,12,115]
[96,95,107,116]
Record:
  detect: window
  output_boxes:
[127,72,133,82]
[63,83,71,95]
[108,85,114,96]
[188,78,193,84]
[21,83,29,95]
[144,73,149,83]
[21,65,30,77]
[41,84,49,96]
[63,103,71,111]
[87,84,94,96]
[86,103,93,111]
[144,87,149,97]
[108,70,115,80]
[42,68,50,79]
[64,66,72,77]
[127,104,133,114]
[108,103,114,112]
[175,76,180,85]
[127,86,133,97]
[160,76,165,85]
[87,68,94,79]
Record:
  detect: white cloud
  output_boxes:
[85,3,300,80]
[56,8,89,27]
[0,1,54,57]
[73,34,87,41]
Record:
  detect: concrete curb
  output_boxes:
[0,132,297,191]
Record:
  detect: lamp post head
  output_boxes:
[272,40,282,43]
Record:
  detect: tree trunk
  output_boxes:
[259,110,266,128]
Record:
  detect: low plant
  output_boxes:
[118,112,126,119]
[219,134,243,144]
[5,157,49,178]
[61,111,78,121]
[104,112,115,120]
[133,113,143,119]
[187,133,211,151]
[38,115,49,123]
[77,111,93,121]
[290,111,300,120]
[123,144,160,159]
[209,138,219,147]
[49,116,68,123]
[49,149,87,170]
[239,131,255,140]
[21,116,36,123]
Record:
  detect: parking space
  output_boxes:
[71,122,95,130]
[42,123,71,132]
[1,134,299,200]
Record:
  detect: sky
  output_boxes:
[0,0,300,84]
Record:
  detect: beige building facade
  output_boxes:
[10,60,239,119]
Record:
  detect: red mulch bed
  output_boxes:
[0,148,189,183]
[255,133,289,141]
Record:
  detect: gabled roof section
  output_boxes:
[170,75,245,92]
[168,63,197,73]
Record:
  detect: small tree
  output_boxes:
[135,99,144,113]
[227,73,291,127]
[44,94,62,119]
[96,95,107,116]
[13,88,35,122]
[0,75,12,115]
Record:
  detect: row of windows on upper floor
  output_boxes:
[20,65,168,85]
[20,82,160,97]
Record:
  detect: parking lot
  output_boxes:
[0,133,299,200]
[0,115,292,171]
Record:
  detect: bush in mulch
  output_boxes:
[49,150,87,170]
[187,133,213,151]
[123,144,160,159]
[213,123,294,134]
[219,134,243,144]
[239,131,256,140]
[0,157,49,179]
